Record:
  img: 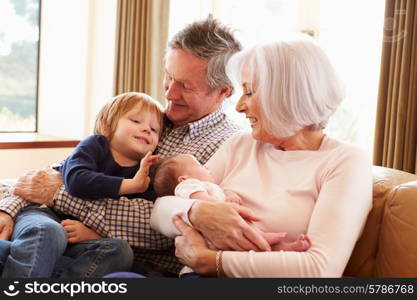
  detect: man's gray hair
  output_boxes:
[168,15,242,94]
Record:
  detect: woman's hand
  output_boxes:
[188,201,276,251]
[12,168,62,206]
[173,216,217,276]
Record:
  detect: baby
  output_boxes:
[152,154,312,253]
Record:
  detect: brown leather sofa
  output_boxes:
[344,166,417,277]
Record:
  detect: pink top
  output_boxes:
[151,133,372,277]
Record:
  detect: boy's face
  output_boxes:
[178,155,214,183]
[110,103,161,163]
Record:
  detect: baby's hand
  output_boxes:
[132,152,159,193]
[224,190,242,205]
[61,219,102,243]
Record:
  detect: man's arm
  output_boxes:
[0,187,30,240]
[12,167,173,250]
[52,185,174,250]
[0,211,14,240]
[12,168,62,207]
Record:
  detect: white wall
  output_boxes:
[0,148,74,179]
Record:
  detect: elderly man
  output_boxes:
[0,17,259,277]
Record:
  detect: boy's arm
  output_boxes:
[61,135,127,199]
[119,152,159,195]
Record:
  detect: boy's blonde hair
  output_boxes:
[152,155,183,197]
[94,92,165,140]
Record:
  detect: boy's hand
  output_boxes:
[132,152,159,193]
[224,190,242,205]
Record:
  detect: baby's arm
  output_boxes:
[61,219,102,243]
[189,190,221,202]
[119,152,159,195]
[223,190,242,204]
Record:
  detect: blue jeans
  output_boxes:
[1,207,67,278]
[53,238,134,278]
[1,206,134,278]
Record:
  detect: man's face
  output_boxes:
[163,48,224,126]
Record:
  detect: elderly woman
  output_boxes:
[150,37,373,277]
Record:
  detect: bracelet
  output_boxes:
[216,250,224,277]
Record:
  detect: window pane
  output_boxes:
[0,0,40,132]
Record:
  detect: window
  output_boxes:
[169,0,386,153]
[0,0,40,132]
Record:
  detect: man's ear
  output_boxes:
[220,85,233,98]
[178,175,188,183]
[216,85,233,103]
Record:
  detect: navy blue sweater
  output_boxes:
[58,135,156,200]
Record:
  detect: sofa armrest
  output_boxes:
[344,166,417,277]
[376,180,417,277]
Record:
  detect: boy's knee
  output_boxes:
[103,239,134,269]
[19,220,67,246]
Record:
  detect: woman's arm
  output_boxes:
[221,149,372,277]
[151,196,272,251]
[173,147,372,277]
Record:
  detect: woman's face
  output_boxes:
[235,71,278,145]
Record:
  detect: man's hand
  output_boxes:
[12,168,62,206]
[0,211,14,240]
[188,200,273,251]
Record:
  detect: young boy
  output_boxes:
[0,92,164,277]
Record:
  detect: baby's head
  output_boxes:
[94,92,165,158]
[153,154,213,196]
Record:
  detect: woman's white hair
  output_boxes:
[226,36,345,138]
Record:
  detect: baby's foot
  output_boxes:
[290,234,312,252]
[61,219,102,243]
